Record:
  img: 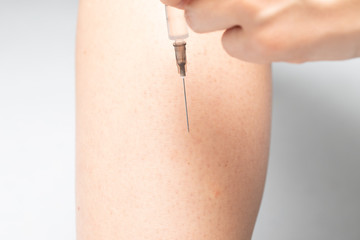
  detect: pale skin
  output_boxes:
[76,0,271,240]
[163,0,360,63]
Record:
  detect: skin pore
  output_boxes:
[76,0,272,239]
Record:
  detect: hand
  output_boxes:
[161,0,360,63]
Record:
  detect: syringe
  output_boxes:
[165,5,190,132]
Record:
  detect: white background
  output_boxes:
[0,1,359,239]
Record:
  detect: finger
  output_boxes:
[221,26,270,63]
[184,0,248,33]
[160,0,188,9]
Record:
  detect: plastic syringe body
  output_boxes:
[165,5,188,77]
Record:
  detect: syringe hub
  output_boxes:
[173,41,187,77]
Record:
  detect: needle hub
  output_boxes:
[173,41,187,77]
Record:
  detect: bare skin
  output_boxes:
[76,1,271,239]
[163,0,360,63]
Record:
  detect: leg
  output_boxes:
[76,1,272,239]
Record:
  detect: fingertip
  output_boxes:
[221,26,243,59]
[221,27,271,64]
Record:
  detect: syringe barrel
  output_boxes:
[165,5,189,41]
